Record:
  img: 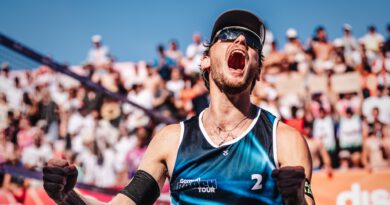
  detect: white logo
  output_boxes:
[251,174,263,190]
[223,150,229,156]
[177,178,218,193]
[337,183,390,205]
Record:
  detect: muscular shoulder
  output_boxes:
[149,123,181,158]
[276,122,312,178]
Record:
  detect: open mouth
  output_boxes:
[228,50,246,70]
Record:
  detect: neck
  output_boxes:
[207,84,254,129]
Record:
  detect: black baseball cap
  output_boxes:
[210,9,266,48]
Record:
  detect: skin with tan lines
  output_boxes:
[44,29,314,205]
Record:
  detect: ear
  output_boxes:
[200,55,211,71]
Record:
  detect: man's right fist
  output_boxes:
[43,158,78,203]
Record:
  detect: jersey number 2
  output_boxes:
[251,174,263,190]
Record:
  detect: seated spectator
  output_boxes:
[339,24,360,66]
[86,35,111,68]
[21,128,52,171]
[362,130,388,171]
[284,106,304,134]
[166,39,184,67]
[309,26,334,74]
[284,29,309,74]
[126,126,150,178]
[359,25,385,63]
[335,92,361,117]
[166,68,185,99]
[303,123,332,173]
[338,107,362,154]
[183,33,206,75]
[362,85,390,124]
[313,107,337,167]
[153,44,175,81]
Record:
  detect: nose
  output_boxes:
[233,34,247,47]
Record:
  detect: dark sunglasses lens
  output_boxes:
[217,29,260,49]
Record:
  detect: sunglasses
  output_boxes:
[212,27,262,50]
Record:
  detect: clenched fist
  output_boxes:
[272,166,306,205]
[43,158,82,204]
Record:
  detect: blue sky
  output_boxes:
[0,0,389,66]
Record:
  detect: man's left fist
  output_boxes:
[272,166,306,205]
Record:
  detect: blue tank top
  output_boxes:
[170,107,283,205]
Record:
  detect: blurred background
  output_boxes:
[0,0,390,204]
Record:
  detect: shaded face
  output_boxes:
[317,30,327,40]
[203,34,260,94]
[193,34,201,44]
[170,42,177,50]
[372,108,380,118]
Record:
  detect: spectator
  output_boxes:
[37,90,59,140]
[359,25,385,63]
[0,63,13,93]
[284,28,308,74]
[313,107,337,167]
[166,39,183,66]
[166,68,185,99]
[384,24,390,56]
[284,106,304,134]
[310,26,334,74]
[183,33,206,75]
[335,92,361,117]
[21,128,53,170]
[362,130,388,171]
[362,85,390,124]
[339,24,360,66]
[303,123,332,173]
[126,126,150,177]
[16,116,35,150]
[92,142,116,188]
[262,28,274,57]
[337,107,362,155]
[86,35,111,68]
[0,93,9,130]
[153,44,175,81]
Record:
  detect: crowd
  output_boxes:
[0,24,390,193]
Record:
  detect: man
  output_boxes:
[310,26,334,74]
[43,10,314,205]
[86,34,111,68]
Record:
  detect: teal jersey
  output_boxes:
[170,107,283,205]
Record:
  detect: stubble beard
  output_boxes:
[210,60,256,95]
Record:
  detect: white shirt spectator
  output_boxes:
[87,46,110,67]
[185,34,206,74]
[76,148,97,184]
[313,116,336,151]
[167,79,185,99]
[21,142,53,169]
[262,30,274,57]
[93,148,116,187]
[114,135,137,171]
[338,115,362,149]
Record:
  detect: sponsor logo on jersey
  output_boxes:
[176,178,218,193]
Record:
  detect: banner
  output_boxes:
[2,169,390,205]
[312,169,390,205]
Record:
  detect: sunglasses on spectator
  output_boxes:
[212,26,262,50]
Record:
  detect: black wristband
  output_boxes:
[120,170,160,205]
[60,190,86,205]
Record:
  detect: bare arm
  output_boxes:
[277,122,314,205]
[45,124,180,205]
[91,123,180,205]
